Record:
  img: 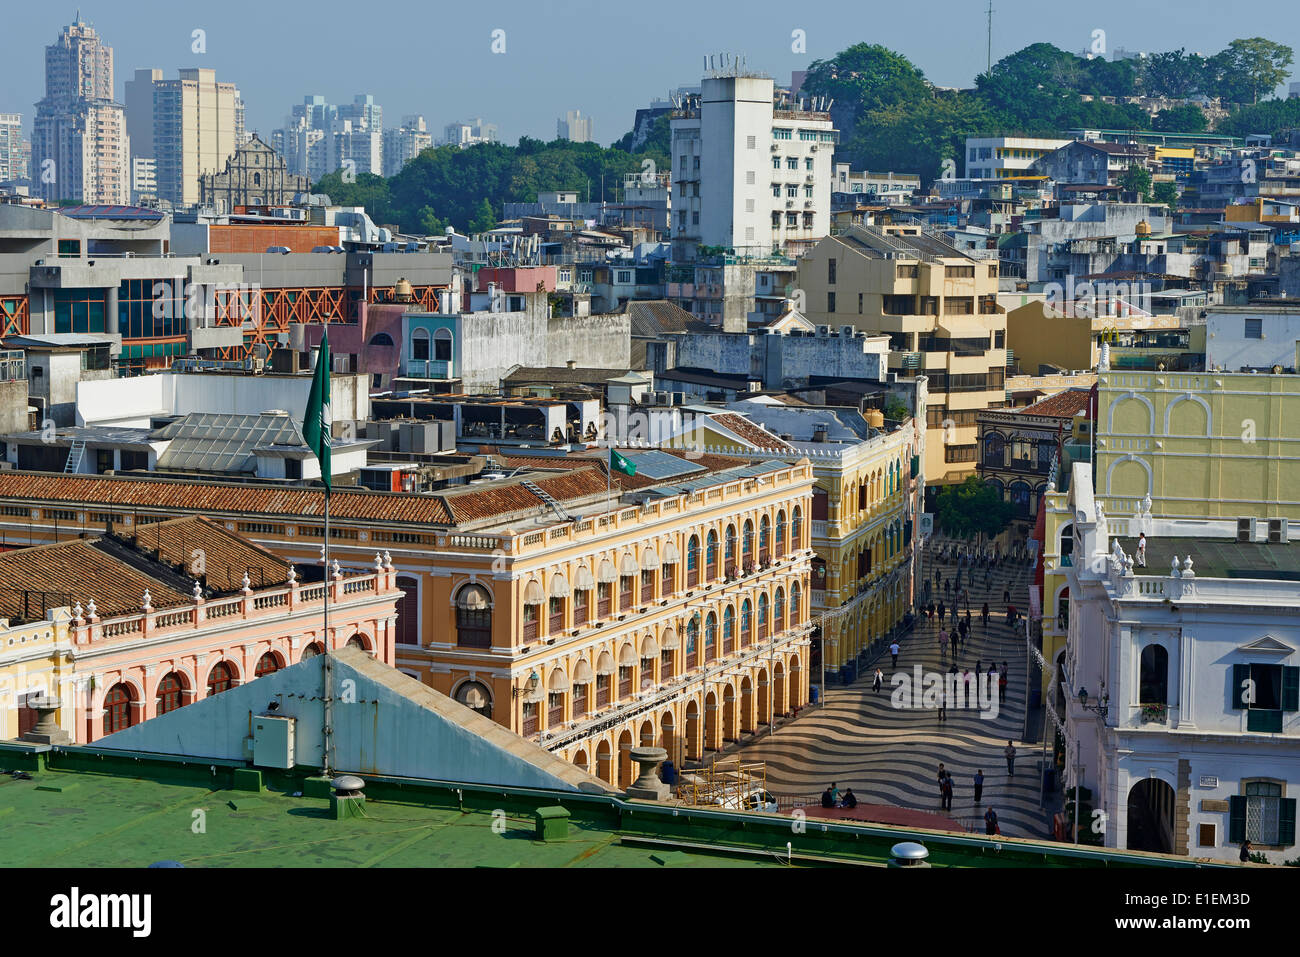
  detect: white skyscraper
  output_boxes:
[670,70,835,261]
[557,109,593,143]
[383,115,432,177]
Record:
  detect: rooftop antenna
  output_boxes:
[986,0,994,74]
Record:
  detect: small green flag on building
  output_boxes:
[609,448,636,476]
[302,329,332,491]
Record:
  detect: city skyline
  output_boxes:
[2,1,1298,152]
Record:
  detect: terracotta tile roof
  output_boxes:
[1020,389,1095,419]
[440,468,611,524]
[0,539,193,621]
[625,300,712,337]
[710,413,795,452]
[126,516,292,592]
[0,473,453,526]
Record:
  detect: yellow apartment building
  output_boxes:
[0,452,814,788]
[797,224,1006,496]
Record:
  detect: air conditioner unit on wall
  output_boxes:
[1237,517,1254,542]
[1268,518,1288,543]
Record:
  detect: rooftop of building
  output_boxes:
[1113,535,1300,582]
[1019,389,1095,419]
[832,224,976,263]
[625,299,713,338]
[0,515,292,622]
[0,449,792,534]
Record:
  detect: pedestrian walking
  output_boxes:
[981,602,989,629]
[944,578,951,598]
[1003,587,1011,604]
[938,628,949,660]
[941,772,954,811]
[938,600,946,623]
[873,668,884,694]
[934,568,941,587]
[1004,741,1016,776]
[975,659,983,677]
[1137,532,1147,567]
[937,688,947,723]
[999,666,1008,704]
[890,640,900,669]
[984,806,1000,835]
[973,769,984,804]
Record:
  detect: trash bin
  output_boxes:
[809,686,821,705]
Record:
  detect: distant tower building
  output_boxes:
[441,118,498,148]
[332,94,383,176]
[383,115,432,177]
[149,68,240,207]
[558,110,593,143]
[32,17,129,204]
[0,114,23,182]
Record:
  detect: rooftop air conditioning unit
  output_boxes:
[1268,518,1288,543]
[1237,517,1254,542]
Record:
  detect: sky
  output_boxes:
[4,0,1299,145]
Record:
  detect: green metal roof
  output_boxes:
[0,744,1223,869]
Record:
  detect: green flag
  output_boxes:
[303,329,331,491]
[609,448,636,476]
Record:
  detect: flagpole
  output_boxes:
[322,483,332,778]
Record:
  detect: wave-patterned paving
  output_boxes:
[721,540,1052,838]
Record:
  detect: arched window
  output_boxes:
[759,515,771,562]
[455,680,492,719]
[686,534,700,586]
[686,616,700,670]
[254,653,281,677]
[723,606,735,653]
[346,634,368,651]
[774,587,785,629]
[411,328,431,361]
[775,510,786,557]
[156,672,186,715]
[368,332,394,347]
[103,683,134,735]
[984,431,1006,467]
[791,582,802,624]
[301,641,324,660]
[1010,481,1032,520]
[433,327,453,361]
[742,519,754,563]
[741,599,752,644]
[455,583,493,648]
[758,593,769,638]
[705,529,718,579]
[253,171,261,186]
[1139,645,1169,705]
[792,506,803,548]
[725,524,737,565]
[704,612,717,661]
[207,662,237,697]
[395,575,420,645]
[1059,524,1075,566]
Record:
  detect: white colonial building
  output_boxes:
[1058,462,1299,862]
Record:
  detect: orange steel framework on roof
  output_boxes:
[0,280,447,362]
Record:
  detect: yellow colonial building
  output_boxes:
[0,452,813,789]
[1034,368,1300,708]
[655,402,921,680]
[0,611,74,740]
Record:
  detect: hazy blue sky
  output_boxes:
[5,0,1299,144]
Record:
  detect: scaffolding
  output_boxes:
[675,757,770,811]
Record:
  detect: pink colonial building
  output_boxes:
[0,516,402,744]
